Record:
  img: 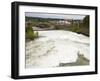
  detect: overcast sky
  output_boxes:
[25,12,86,20]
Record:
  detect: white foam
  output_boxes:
[26,30,89,68]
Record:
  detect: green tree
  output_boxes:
[83,15,89,28]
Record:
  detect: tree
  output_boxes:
[83,15,89,28]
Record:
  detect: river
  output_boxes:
[26,30,89,68]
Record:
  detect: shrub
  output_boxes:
[26,30,34,40]
[26,27,39,40]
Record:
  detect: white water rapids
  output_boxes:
[26,30,89,68]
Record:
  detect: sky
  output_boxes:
[25,12,86,20]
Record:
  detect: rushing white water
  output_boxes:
[26,30,89,68]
